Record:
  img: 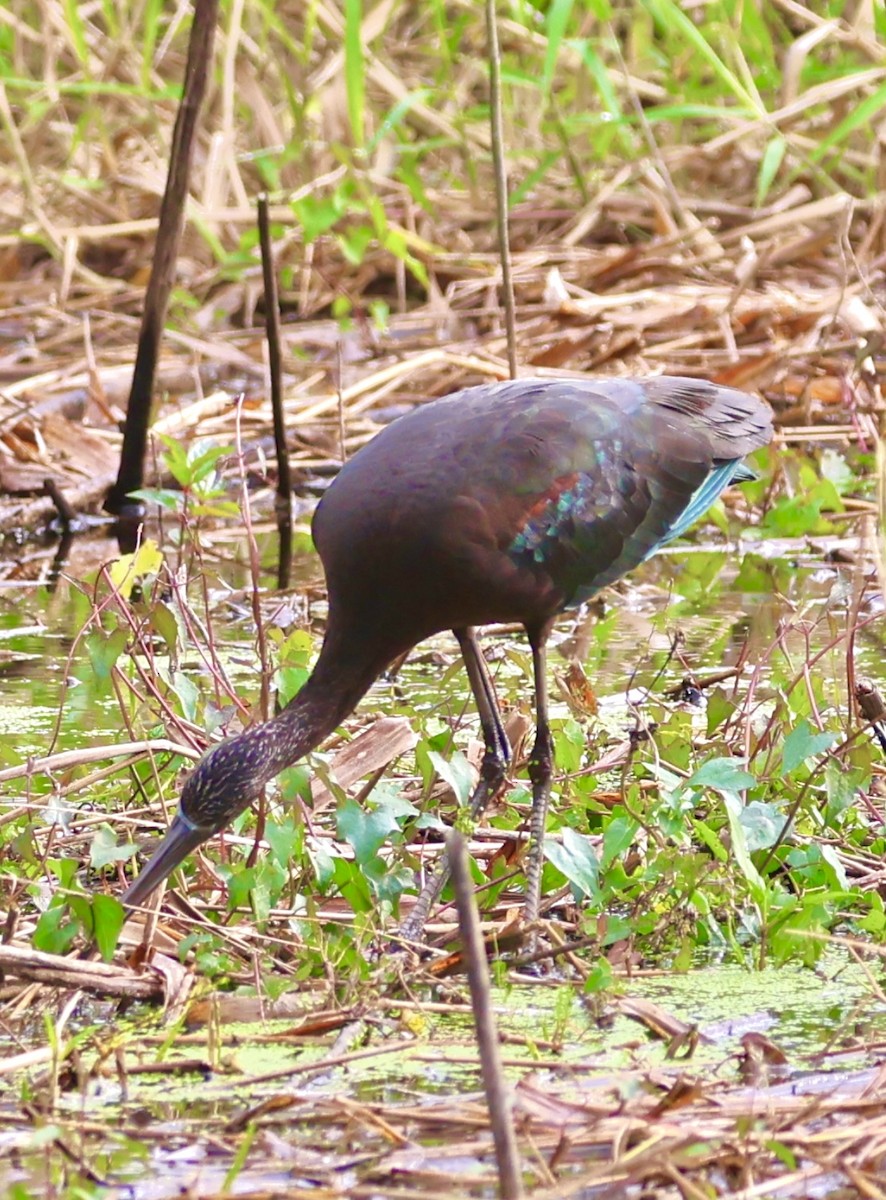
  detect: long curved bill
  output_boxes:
[121,810,212,910]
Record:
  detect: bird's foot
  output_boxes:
[511,920,563,977]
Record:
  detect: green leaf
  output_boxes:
[689,757,754,793]
[600,913,632,945]
[279,764,312,804]
[721,792,766,905]
[33,904,79,955]
[129,487,184,512]
[152,602,181,656]
[250,861,283,922]
[86,628,129,682]
[337,797,401,865]
[333,856,373,912]
[693,818,728,862]
[275,666,310,708]
[277,628,315,670]
[858,903,886,935]
[336,223,374,265]
[766,1140,798,1172]
[368,783,418,823]
[553,718,586,774]
[168,670,200,723]
[819,449,855,495]
[756,135,785,208]
[544,828,600,900]
[739,801,785,852]
[61,0,89,67]
[761,478,842,537]
[47,858,79,888]
[228,868,256,911]
[601,813,636,869]
[344,0,365,148]
[66,893,92,935]
[368,88,433,154]
[265,816,302,869]
[153,434,189,483]
[108,539,163,597]
[734,555,777,592]
[583,956,614,993]
[307,839,335,889]
[292,193,347,242]
[705,688,735,737]
[509,150,562,207]
[575,41,624,121]
[90,824,137,870]
[824,760,858,824]
[818,844,848,890]
[380,227,429,288]
[782,720,837,774]
[185,442,232,486]
[92,895,125,961]
[543,0,574,96]
[642,0,760,114]
[808,82,886,166]
[427,750,474,806]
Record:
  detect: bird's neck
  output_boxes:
[251,616,401,784]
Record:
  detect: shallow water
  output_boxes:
[2,957,883,1198]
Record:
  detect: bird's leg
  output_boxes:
[399,627,510,943]
[456,627,512,810]
[524,621,555,933]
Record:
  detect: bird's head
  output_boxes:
[179,736,267,829]
[121,732,269,910]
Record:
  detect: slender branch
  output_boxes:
[106,0,220,513]
[485,0,518,379]
[449,831,524,1199]
[258,193,292,507]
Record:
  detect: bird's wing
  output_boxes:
[500,378,769,608]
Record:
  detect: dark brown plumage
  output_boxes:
[121,376,772,936]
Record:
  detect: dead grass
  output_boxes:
[1,188,883,536]
[5,962,886,1197]
[0,2,884,535]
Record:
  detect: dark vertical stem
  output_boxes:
[276,509,293,591]
[106,0,220,513]
[485,0,517,380]
[258,193,292,508]
[449,830,524,1200]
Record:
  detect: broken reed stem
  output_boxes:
[106,0,220,512]
[485,0,517,380]
[448,830,524,1200]
[257,192,292,508]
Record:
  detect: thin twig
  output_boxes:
[106,0,220,512]
[257,193,292,508]
[449,830,524,1199]
[485,0,517,379]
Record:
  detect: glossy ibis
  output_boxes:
[120,376,772,938]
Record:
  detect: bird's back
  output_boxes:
[313,377,772,643]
